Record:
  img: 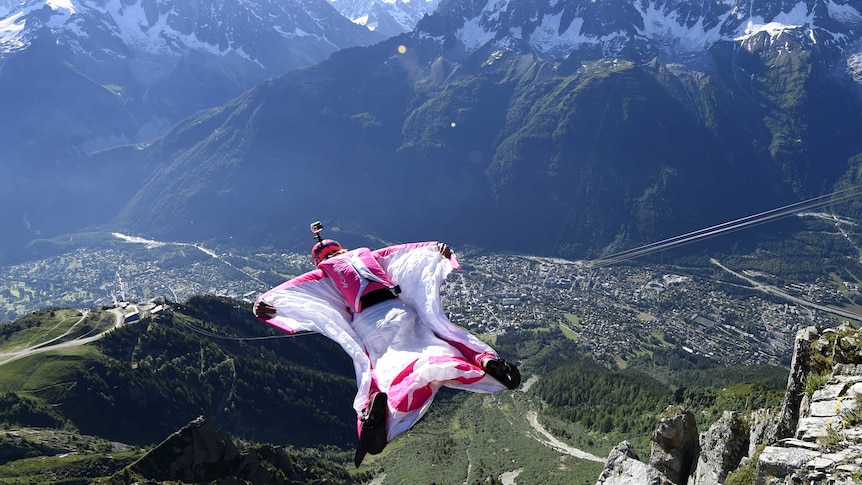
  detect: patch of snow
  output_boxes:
[455,0,511,51]
[530,13,595,53]
[827,0,862,23]
[0,11,25,49]
[456,15,496,52]
[46,0,76,14]
[352,14,370,27]
[848,52,862,81]
[734,2,813,42]
[636,2,728,51]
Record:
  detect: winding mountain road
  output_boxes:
[0,307,127,367]
[518,375,606,463]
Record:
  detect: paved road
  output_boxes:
[711,258,862,321]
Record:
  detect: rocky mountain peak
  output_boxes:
[327,0,441,37]
[0,0,381,67]
[597,441,675,484]
[650,407,699,484]
[113,415,353,484]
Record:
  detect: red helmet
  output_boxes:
[312,239,343,264]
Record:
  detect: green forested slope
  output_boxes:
[0,296,791,483]
[0,296,358,447]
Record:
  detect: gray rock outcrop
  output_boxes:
[691,411,749,485]
[746,408,774,458]
[752,325,862,484]
[113,416,301,484]
[596,408,698,485]
[650,407,699,485]
[596,441,674,485]
[768,326,820,443]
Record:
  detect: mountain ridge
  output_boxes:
[0,0,384,261]
[0,0,382,152]
[425,0,862,62]
[328,0,442,37]
[3,0,862,262]
[111,8,862,258]
[0,297,359,447]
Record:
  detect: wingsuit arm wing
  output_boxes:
[254,270,371,394]
[373,242,460,321]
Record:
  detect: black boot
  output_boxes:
[359,392,388,456]
[483,359,521,390]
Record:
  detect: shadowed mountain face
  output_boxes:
[3,0,862,261]
[112,30,862,258]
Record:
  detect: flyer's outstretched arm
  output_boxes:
[254,270,374,411]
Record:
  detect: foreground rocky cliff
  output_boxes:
[100,417,365,484]
[596,324,862,484]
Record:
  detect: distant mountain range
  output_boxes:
[0,0,383,151]
[0,0,384,260]
[3,0,862,262]
[328,0,441,37]
[112,0,862,258]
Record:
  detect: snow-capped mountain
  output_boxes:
[0,0,381,145]
[107,0,862,261]
[328,0,441,37]
[4,0,862,264]
[418,0,862,61]
[0,0,381,65]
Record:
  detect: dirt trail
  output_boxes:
[526,412,605,463]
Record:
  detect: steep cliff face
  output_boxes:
[752,325,862,484]
[650,409,699,484]
[595,324,862,485]
[691,411,749,484]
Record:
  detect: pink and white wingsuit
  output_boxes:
[255,242,509,444]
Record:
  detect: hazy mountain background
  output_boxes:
[114,0,862,259]
[2,0,861,265]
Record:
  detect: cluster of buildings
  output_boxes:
[2,241,855,369]
[440,253,846,367]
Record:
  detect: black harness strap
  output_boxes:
[359,285,402,310]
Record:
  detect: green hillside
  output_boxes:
[0,295,791,483]
[0,296,359,447]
